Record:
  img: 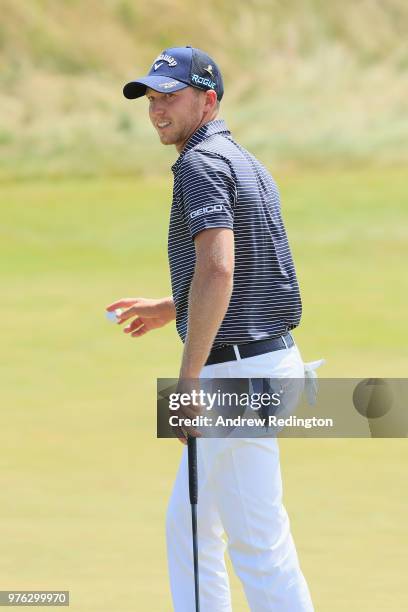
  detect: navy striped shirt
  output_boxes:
[168,119,302,349]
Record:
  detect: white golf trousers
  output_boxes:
[166,343,314,611]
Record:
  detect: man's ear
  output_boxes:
[205,89,218,112]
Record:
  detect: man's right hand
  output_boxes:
[106,296,176,338]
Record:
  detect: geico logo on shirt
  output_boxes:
[190,204,224,219]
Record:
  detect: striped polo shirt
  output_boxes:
[168,119,302,349]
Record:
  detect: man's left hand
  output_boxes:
[171,378,203,444]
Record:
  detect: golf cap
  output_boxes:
[123,46,224,101]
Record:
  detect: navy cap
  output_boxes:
[123,46,224,101]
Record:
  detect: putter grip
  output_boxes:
[187,436,198,505]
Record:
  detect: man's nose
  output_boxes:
[150,100,166,115]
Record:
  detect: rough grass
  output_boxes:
[0,171,407,610]
[0,0,408,178]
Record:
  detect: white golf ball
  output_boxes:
[106,308,123,323]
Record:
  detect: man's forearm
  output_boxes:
[179,269,233,378]
[163,295,176,320]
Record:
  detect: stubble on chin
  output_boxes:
[158,133,171,145]
[155,129,173,145]
[157,126,183,147]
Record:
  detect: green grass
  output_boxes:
[1,0,408,178]
[0,170,407,610]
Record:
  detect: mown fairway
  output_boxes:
[1,170,407,611]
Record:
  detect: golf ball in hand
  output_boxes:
[106,308,123,323]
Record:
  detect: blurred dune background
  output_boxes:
[1,2,407,611]
[1,0,407,178]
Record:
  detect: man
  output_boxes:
[107,46,314,611]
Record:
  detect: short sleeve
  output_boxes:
[179,149,236,239]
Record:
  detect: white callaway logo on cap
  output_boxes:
[152,53,178,69]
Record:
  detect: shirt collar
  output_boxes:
[171,119,230,174]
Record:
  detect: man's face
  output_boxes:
[146,86,207,151]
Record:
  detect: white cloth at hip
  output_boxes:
[303,359,325,406]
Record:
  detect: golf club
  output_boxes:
[187,435,200,612]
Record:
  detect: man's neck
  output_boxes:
[175,114,218,154]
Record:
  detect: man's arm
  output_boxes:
[179,227,234,378]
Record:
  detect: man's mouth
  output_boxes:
[157,121,171,129]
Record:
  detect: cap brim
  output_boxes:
[123,76,189,99]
